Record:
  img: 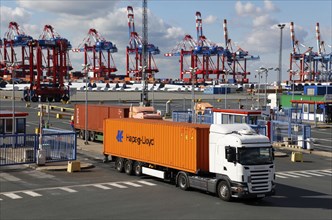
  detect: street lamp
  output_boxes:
[189,67,198,123]
[139,65,148,106]
[277,23,286,109]
[257,67,273,108]
[82,63,90,145]
[287,69,299,102]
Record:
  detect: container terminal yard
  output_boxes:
[0,1,332,219]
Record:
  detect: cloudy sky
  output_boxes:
[1,0,331,83]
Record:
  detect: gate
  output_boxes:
[0,129,76,166]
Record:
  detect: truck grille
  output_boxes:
[249,169,271,193]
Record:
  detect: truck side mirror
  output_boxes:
[225,146,236,163]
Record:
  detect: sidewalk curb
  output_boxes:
[273,143,332,158]
[27,162,95,171]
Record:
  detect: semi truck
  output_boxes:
[103,119,276,201]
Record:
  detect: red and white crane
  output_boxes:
[222,19,259,83]
[126,6,159,79]
[289,21,317,82]
[73,28,118,79]
[1,21,33,79]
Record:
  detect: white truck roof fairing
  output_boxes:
[210,124,270,146]
[210,124,254,134]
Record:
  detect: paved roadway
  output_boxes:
[1,145,331,220]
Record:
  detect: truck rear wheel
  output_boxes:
[133,161,142,176]
[217,181,232,201]
[31,96,38,102]
[115,158,124,173]
[89,131,96,142]
[124,160,133,175]
[177,172,189,191]
[79,130,85,139]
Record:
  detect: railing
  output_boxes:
[0,129,76,166]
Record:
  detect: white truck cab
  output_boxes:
[207,124,275,200]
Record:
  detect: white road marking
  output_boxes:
[0,173,21,182]
[276,169,332,179]
[276,173,300,178]
[107,183,128,188]
[59,187,77,193]
[300,171,324,177]
[137,180,157,186]
[23,170,55,179]
[286,172,311,177]
[94,184,111,190]
[123,182,142,187]
[23,191,42,197]
[3,193,22,199]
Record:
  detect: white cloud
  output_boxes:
[264,0,279,12]
[235,1,261,16]
[235,1,278,17]
[165,27,184,40]
[0,6,31,25]
[17,0,119,18]
[253,15,277,27]
[204,15,218,24]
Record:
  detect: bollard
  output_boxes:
[291,152,303,162]
[67,161,81,173]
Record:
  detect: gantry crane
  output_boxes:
[193,11,225,81]
[23,25,71,102]
[1,22,33,79]
[164,34,197,81]
[289,21,318,82]
[222,19,259,83]
[314,22,332,82]
[126,5,160,78]
[73,28,118,79]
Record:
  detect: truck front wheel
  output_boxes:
[217,181,232,201]
[115,158,124,173]
[177,172,189,191]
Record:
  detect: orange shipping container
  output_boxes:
[103,119,210,173]
[74,104,130,132]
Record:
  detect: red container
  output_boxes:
[74,104,130,133]
[103,119,210,174]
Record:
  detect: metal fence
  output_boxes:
[270,120,311,149]
[0,129,76,166]
[172,111,267,136]
[0,134,37,165]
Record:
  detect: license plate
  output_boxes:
[257,194,265,198]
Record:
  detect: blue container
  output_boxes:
[304,85,332,95]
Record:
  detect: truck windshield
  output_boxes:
[238,147,273,165]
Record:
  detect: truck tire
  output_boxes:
[217,181,232,201]
[40,96,47,102]
[177,172,189,191]
[115,158,124,173]
[133,161,142,176]
[79,130,85,139]
[89,131,96,142]
[124,160,133,175]
[31,96,38,102]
